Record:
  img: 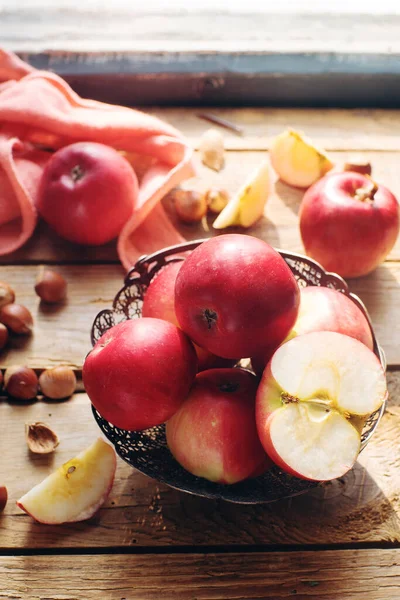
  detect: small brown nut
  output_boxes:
[0,303,33,335]
[0,485,7,512]
[173,189,208,224]
[39,366,76,399]
[344,160,372,176]
[0,282,15,308]
[0,323,8,350]
[35,269,67,304]
[4,366,39,400]
[205,189,230,214]
[25,422,59,454]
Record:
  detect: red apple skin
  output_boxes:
[299,171,399,278]
[142,260,236,371]
[166,368,271,484]
[174,234,300,359]
[38,142,138,245]
[251,285,374,374]
[0,485,7,512]
[83,318,198,431]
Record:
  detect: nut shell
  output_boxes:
[0,304,33,335]
[35,269,67,304]
[25,422,59,454]
[39,366,76,399]
[0,282,15,308]
[4,366,39,400]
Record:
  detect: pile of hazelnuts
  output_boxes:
[0,269,76,402]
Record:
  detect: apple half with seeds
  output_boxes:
[17,438,116,524]
[256,331,387,482]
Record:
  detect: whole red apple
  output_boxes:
[83,318,197,431]
[299,171,399,278]
[252,285,374,374]
[38,142,138,245]
[166,368,270,484]
[174,234,300,359]
[142,260,236,371]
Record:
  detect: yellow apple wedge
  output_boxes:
[17,438,116,524]
[213,160,270,229]
[270,128,334,188]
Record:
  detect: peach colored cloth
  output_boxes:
[0,50,194,268]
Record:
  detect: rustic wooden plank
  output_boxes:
[1,371,400,549]
[1,549,400,600]
[0,259,399,369]
[2,149,400,266]
[0,264,124,370]
[147,107,400,151]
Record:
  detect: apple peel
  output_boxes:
[213,160,270,229]
[17,438,116,524]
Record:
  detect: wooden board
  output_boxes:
[2,549,400,599]
[0,260,399,370]
[1,370,400,549]
[2,148,400,266]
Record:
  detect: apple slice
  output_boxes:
[17,438,116,524]
[256,331,386,481]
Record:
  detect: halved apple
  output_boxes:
[256,331,386,481]
[17,438,116,524]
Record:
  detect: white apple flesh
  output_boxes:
[17,438,116,524]
[256,331,387,481]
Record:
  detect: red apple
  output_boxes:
[252,285,374,374]
[142,260,236,371]
[299,171,399,278]
[256,331,387,481]
[83,318,197,431]
[166,368,270,484]
[38,142,138,245]
[174,234,300,359]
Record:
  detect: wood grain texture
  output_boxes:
[1,371,400,549]
[2,148,400,266]
[0,264,124,369]
[2,549,400,599]
[0,260,399,369]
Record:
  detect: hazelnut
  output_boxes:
[205,189,230,214]
[25,422,59,454]
[4,366,39,400]
[0,324,8,350]
[0,282,15,308]
[0,485,7,512]
[39,366,76,399]
[172,189,207,224]
[0,303,33,334]
[35,269,67,304]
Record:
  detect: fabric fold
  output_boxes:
[0,50,195,268]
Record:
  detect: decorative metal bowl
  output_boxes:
[90,240,386,504]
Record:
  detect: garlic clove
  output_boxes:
[0,485,7,512]
[0,282,15,308]
[0,303,33,335]
[199,128,225,172]
[39,366,77,400]
[35,269,67,304]
[270,128,334,188]
[25,422,60,454]
[213,160,270,229]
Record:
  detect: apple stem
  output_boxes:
[354,181,378,203]
[71,164,85,182]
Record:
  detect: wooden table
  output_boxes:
[1,107,400,599]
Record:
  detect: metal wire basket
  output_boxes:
[90,240,387,504]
